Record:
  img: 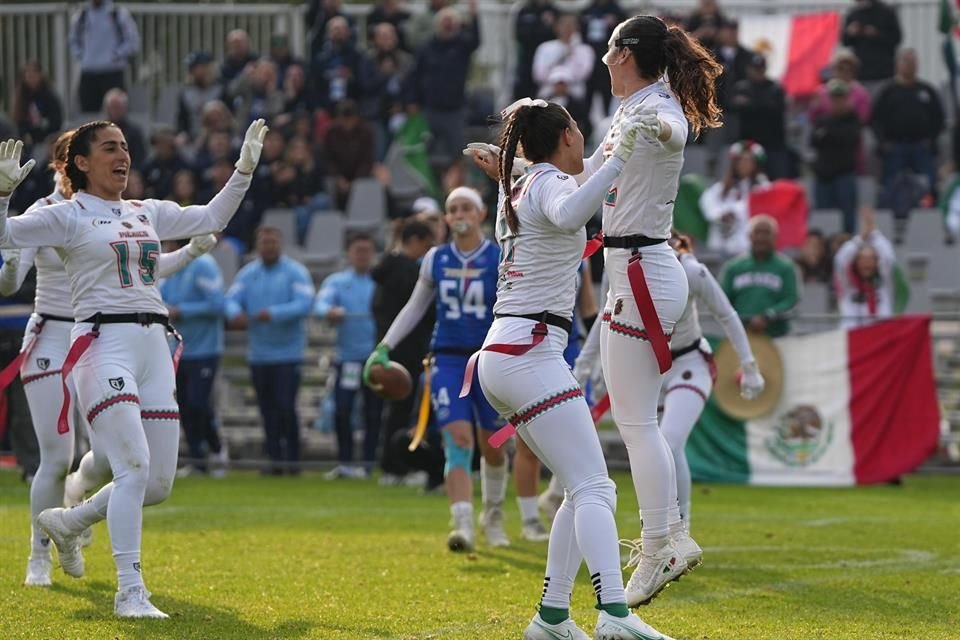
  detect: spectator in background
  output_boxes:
[285,137,332,240]
[711,20,753,119]
[808,48,871,125]
[102,88,147,169]
[219,29,258,87]
[324,99,375,209]
[579,0,625,114]
[406,1,480,167]
[796,229,831,283]
[161,239,228,477]
[700,141,770,257]
[176,52,224,143]
[193,129,235,178]
[281,64,311,115]
[171,169,198,206]
[532,13,594,102]
[512,0,559,100]
[684,0,727,50]
[12,63,63,151]
[142,126,189,200]
[540,67,592,142]
[310,16,362,113]
[228,60,287,129]
[811,79,862,234]
[194,100,236,151]
[872,48,945,202]
[306,0,356,60]
[405,0,450,53]
[267,34,302,89]
[721,215,799,338]
[368,0,411,50]
[360,23,415,159]
[834,208,896,329]
[371,220,435,483]
[315,233,382,480]
[730,55,789,178]
[226,227,315,475]
[412,196,447,244]
[842,0,902,87]
[249,129,288,215]
[215,160,259,251]
[69,0,140,112]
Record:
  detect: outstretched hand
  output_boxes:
[236,120,269,174]
[0,139,36,195]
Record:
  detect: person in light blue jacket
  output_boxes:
[225,226,315,475]
[314,232,381,479]
[161,244,226,477]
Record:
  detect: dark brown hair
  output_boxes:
[497,102,572,233]
[64,121,120,194]
[50,129,76,198]
[616,15,723,134]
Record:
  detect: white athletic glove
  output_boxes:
[634,109,665,142]
[0,139,36,194]
[235,119,268,174]
[186,234,218,258]
[739,360,765,400]
[613,115,645,162]
[462,142,530,176]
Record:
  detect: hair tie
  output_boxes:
[500,98,548,119]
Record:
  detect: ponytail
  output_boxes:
[662,26,723,134]
[498,115,523,234]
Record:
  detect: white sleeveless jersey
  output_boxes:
[596,81,689,239]
[0,172,251,320]
[22,192,73,317]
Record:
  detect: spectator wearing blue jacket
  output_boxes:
[315,232,382,479]
[161,244,227,477]
[226,226,315,475]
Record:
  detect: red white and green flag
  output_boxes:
[688,316,940,486]
[738,12,841,98]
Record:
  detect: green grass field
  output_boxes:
[1,471,959,640]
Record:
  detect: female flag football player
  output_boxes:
[0,118,266,618]
[464,98,675,640]
[364,187,549,552]
[0,130,218,588]
[580,15,723,606]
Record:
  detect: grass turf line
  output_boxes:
[1,471,959,639]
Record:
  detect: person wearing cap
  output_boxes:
[811,79,862,234]
[730,54,788,178]
[176,52,224,141]
[532,12,595,102]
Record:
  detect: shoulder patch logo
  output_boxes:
[122,221,133,229]
[108,377,125,391]
[111,207,122,217]
[137,214,150,226]
[556,174,569,180]
[36,358,50,371]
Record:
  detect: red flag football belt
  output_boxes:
[626,254,672,374]
[0,314,73,393]
[57,313,183,434]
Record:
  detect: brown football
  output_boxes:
[368,362,413,401]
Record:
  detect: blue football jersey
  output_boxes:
[425,239,499,351]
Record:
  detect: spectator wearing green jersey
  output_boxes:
[720,215,799,338]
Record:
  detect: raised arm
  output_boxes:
[156,235,217,278]
[575,142,605,185]
[0,247,37,296]
[687,258,754,366]
[540,157,625,231]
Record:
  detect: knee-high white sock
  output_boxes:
[674,445,692,529]
[451,501,474,533]
[662,435,683,532]
[518,496,539,522]
[62,485,111,530]
[75,449,111,495]
[661,387,705,533]
[480,458,507,507]
[571,476,626,606]
[541,495,580,609]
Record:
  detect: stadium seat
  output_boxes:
[155,85,181,126]
[127,84,150,115]
[808,209,842,235]
[904,209,946,249]
[857,176,878,207]
[345,178,386,230]
[304,212,345,263]
[798,281,829,316]
[874,209,895,240]
[261,208,297,244]
[210,241,239,287]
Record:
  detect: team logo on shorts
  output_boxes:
[122,221,133,229]
[36,358,50,371]
[111,207,122,217]
[137,214,150,226]
[614,298,624,315]
[108,377,125,391]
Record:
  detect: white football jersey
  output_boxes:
[0,172,250,320]
[22,191,73,317]
[585,81,688,240]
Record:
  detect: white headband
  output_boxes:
[445,186,484,211]
[500,97,548,119]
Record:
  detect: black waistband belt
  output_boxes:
[495,312,573,335]
[39,313,74,323]
[602,235,667,249]
[671,339,703,359]
[80,312,170,327]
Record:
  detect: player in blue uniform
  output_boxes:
[366,187,548,551]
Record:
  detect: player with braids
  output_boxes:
[466,99,675,640]
[0,130,218,588]
[576,14,724,606]
[0,117,266,618]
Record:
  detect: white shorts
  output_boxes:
[20,314,72,386]
[603,242,689,336]
[659,345,714,409]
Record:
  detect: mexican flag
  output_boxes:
[738,12,841,98]
[748,180,808,250]
[688,316,940,486]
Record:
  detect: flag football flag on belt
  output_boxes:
[687,316,940,486]
[738,12,841,98]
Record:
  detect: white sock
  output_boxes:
[451,501,474,532]
[518,496,539,522]
[480,458,507,507]
[63,487,111,531]
[76,449,111,494]
[546,474,563,499]
[541,496,579,609]
[116,550,145,592]
[680,502,692,532]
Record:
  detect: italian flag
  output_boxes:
[738,12,841,98]
[688,317,940,486]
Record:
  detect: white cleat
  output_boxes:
[521,518,550,542]
[36,508,85,578]
[479,505,510,548]
[63,473,94,548]
[621,539,687,607]
[674,530,702,570]
[524,613,592,640]
[446,528,475,553]
[114,586,169,619]
[24,556,52,587]
[594,610,674,640]
[537,489,564,523]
